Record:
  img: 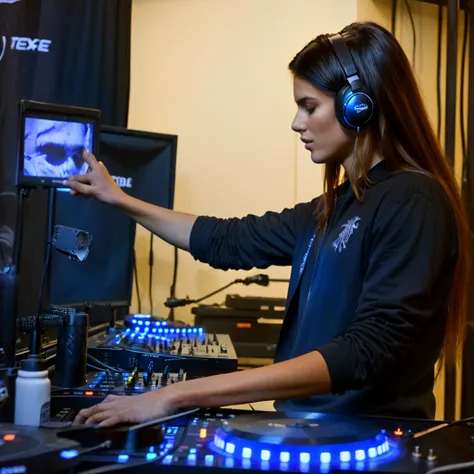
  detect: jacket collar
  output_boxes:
[337,159,393,197]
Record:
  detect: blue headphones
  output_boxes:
[328,33,375,131]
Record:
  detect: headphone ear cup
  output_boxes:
[335,86,375,131]
[335,85,352,129]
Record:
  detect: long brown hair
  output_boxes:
[289,21,470,368]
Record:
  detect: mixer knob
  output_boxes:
[427,449,436,461]
[412,446,422,458]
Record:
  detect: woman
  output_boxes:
[69,21,469,426]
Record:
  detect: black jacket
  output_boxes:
[189,161,457,418]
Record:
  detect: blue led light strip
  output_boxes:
[212,428,399,469]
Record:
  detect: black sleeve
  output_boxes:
[317,191,457,395]
[189,199,319,271]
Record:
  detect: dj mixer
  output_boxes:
[3,408,473,474]
[51,366,186,412]
[88,318,238,376]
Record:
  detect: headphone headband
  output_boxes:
[328,33,362,91]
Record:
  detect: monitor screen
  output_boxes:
[48,125,177,312]
[16,100,100,188]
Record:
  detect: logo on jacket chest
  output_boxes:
[332,216,361,253]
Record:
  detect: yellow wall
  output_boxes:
[129,0,357,323]
[358,0,468,421]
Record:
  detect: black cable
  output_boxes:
[149,233,154,315]
[426,461,474,474]
[133,249,141,313]
[436,4,443,140]
[168,247,178,321]
[30,240,52,355]
[391,0,398,34]
[460,8,469,189]
[86,354,122,373]
[404,0,417,68]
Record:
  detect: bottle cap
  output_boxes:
[20,354,46,372]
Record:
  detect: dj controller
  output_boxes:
[1,408,473,474]
[87,316,238,376]
[3,317,473,473]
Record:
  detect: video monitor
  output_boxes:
[16,100,100,188]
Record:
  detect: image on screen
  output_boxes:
[23,117,94,179]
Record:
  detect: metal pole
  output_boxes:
[443,0,460,422]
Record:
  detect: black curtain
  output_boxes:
[0,0,131,317]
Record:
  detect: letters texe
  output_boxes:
[10,37,51,52]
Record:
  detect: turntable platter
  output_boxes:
[212,412,399,467]
[0,424,81,473]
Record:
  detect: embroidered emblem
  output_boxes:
[332,217,361,253]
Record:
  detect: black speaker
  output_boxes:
[461,321,474,418]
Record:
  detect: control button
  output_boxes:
[393,428,403,437]
[412,446,422,458]
[427,449,436,461]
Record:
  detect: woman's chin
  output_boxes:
[310,152,328,164]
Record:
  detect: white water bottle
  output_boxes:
[14,355,51,426]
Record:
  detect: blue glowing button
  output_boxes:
[60,450,79,459]
[280,451,290,463]
[117,454,129,463]
[211,412,399,468]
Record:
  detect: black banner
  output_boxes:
[0,0,131,317]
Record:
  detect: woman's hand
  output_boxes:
[73,389,176,427]
[65,151,125,206]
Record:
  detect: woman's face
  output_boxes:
[291,76,355,165]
